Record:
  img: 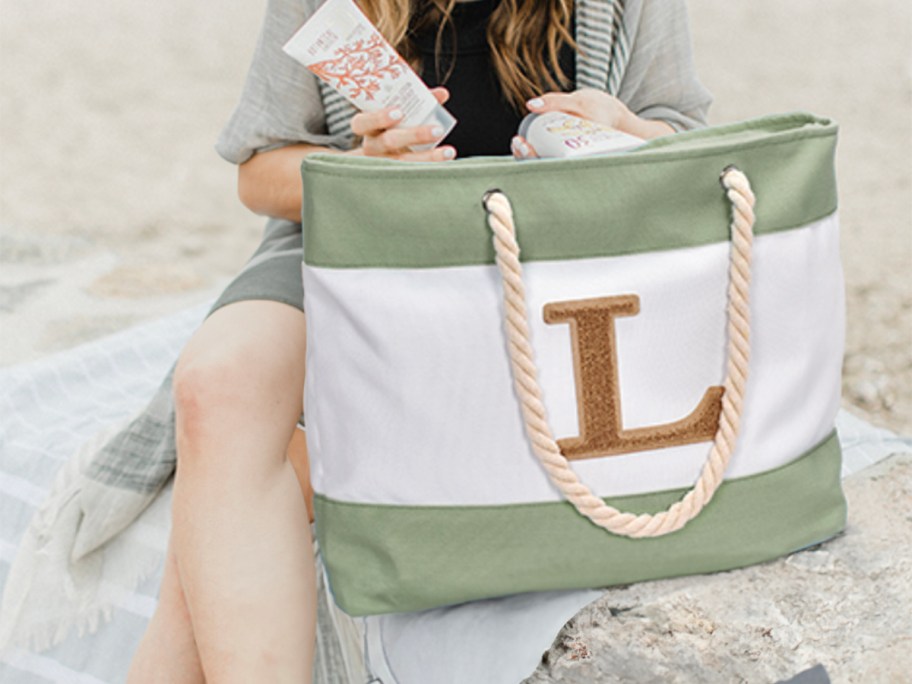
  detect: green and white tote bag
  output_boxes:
[300,113,847,616]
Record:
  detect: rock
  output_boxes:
[524,455,912,683]
[849,380,880,407]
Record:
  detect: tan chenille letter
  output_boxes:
[543,295,723,460]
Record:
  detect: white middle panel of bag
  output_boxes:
[302,212,843,506]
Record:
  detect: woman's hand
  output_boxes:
[238,88,455,221]
[525,88,632,129]
[511,88,674,159]
[348,87,456,161]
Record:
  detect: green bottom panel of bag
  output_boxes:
[314,431,847,616]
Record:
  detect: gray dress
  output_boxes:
[84,0,712,522]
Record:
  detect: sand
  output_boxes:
[1,0,909,440]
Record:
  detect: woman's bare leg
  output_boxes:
[127,534,205,684]
[128,395,316,683]
[166,300,315,683]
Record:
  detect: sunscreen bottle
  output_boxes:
[518,111,644,158]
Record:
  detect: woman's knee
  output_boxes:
[172,350,242,434]
[175,344,301,431]
[172,302,307,448]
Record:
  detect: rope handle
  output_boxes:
[482,166,756,538]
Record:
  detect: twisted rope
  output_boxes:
[483,166,756,538]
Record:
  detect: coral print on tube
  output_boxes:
[283,0,457,151]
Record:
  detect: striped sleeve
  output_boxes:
[575,0,623,93]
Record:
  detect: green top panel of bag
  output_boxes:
[301,112,838,269]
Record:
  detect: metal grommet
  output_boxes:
[719,164,739,189]
[482,188,503,211]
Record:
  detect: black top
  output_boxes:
[411,0,575,157]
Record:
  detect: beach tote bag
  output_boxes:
[300,113,847,616]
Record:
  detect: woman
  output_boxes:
[125,0,711,680]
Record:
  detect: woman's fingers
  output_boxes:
[350,106,404,138]
[526,89,627,129]
[352,88,448,139]
[510,135,538,160]
[397,145,457,163]
[526,92,586,117]
[352,88,453,158]
[431,86,450,105]
[348,87,454,160]
[361,123,448,157]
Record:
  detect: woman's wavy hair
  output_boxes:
[358,0,575,112]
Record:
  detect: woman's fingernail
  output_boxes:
[511,137,527,156]
[526,98,544,109]
[442,147,455,159]
[431,125,445,138]
[389,109,404,120]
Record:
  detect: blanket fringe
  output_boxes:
[0,423,170,657]
[5,551,162,656]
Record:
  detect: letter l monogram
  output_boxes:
[543,295,723,460]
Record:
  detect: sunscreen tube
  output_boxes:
[283,0,456,150]
[518,111,644,158]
